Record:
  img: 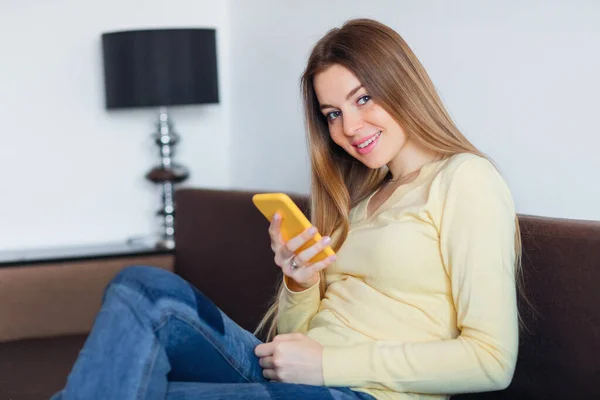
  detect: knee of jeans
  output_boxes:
[107,265,186,301]
[107,265,225,333]
[111,265,170,286]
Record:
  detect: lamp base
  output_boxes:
[155,237,176,250]
[145,107,189,249]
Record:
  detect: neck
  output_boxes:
[387,139,440,182]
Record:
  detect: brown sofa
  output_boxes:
[1,188,599,399]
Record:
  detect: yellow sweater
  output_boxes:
[277,153,519,400]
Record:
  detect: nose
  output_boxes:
[342,109,363,137]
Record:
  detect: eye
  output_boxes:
[357,95,371,105]
[326,111,341,121]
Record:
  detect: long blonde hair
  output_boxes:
[255,18,524,340]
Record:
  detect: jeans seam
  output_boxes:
[154,311,256,383]
[136,337,162,400]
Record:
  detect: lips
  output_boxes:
[352,131,381,148]
[354,131,381,155]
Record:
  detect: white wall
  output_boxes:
[2,1,599,252]
[0,0,232,251]
[229,0,600,221]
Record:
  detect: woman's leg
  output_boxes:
[54,265,267,400]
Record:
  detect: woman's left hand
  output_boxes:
[255,333,324,385]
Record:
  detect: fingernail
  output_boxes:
[273,213,280,220]
[322,236,331,244]
[330,255,337,262]
[308,227,317,234]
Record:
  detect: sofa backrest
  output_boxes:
[175,188,600,400]
[174,188,309,336]
[495,215,600,399]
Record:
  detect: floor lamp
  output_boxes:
[101,28,219,249]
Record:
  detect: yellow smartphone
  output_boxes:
[252,192,335,263]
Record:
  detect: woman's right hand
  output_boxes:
[268,213,337,291]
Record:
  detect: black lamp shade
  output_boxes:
[101,28,219,109]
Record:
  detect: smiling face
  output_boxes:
[313,64,409,170]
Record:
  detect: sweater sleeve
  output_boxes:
[276,276,322,334]
[321,157,519,394]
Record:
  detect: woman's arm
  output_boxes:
[320,157,519,394]
[266,210,332,335]
[276,277,322,334]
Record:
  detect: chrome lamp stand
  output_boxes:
[145,107,189,249]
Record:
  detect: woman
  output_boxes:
[53,18,520,400]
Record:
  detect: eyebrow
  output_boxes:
[319,85,364,110]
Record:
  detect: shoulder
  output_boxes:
[439,153,497,180]
[433,153,514,210]
[436,153,506,190]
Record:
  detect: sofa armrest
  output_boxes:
[174,188,309,334]
[0,254,174,342]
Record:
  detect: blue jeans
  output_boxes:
[52,266,375,400]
